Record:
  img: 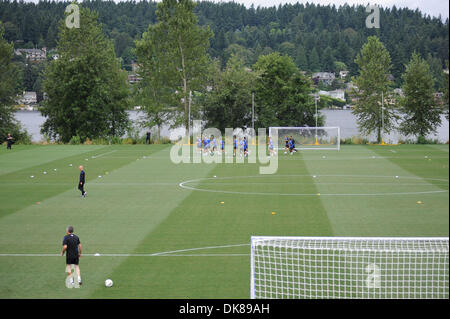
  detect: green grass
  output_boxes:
[0,144,448,298]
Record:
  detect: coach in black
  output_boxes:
[61,226,82,286]
[6,133,13,150]
[78,165,86,197]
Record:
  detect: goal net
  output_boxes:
[269,127,340,150]
[250,236,449,299]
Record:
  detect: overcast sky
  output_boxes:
[22,0,449,20]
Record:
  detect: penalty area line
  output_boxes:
[0,243,251,258]
[0,253,249,257]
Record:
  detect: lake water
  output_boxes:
[14,109,449,143]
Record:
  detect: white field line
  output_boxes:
[179,174,449,197]
[91,150,117,159]
[0,253,249,257]
[0,244,251,257]
[124,155,450,161]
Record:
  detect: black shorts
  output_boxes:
[66,256,79,265]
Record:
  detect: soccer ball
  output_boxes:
[105,279,113,287]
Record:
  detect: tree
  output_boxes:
[0,23,30,143]
[295,45,308,71]
[151,0,213,132]
[202,55,257,131]
[40,5,130,143]
[399,52,442,141]
[334,61,347,73]
[134,24,176,142]
[426,53,444,90]
[253,52,320,128]
[282,72,323,127]
[352,36,396,143]
[308,47,320,72]
[322,46,335,72]
[443,62,449,120]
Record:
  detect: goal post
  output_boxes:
[269,127,340,150]
[250,236,449,299]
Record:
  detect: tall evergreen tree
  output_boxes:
[308,47,320,72]
[399,52,442,141]
[322,46,335,72]
[352,36,396,143]
[443,62,449,120]
[295,45,308,71]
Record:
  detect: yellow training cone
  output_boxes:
[417,201,423,204]
[271,212,276,215]
[220,201,225,204]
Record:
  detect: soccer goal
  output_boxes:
[269,127,340,150]
[250,236,449,299]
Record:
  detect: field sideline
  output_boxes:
[0,144,448,298]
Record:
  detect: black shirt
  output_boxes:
[63,234,80,258]
[79,170,85,183]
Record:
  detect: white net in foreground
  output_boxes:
[269,127,340,150]
[250,236,449,299]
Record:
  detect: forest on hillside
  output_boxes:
[0,0,448,88]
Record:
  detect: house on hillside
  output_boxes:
[14,48,47,62]
[17,91,37,106]
[127,74,142,84]
[312,72,335,86]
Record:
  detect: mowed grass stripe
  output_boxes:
[369,144,449,190]
[89,150,333,298]
[0,145,107,176]
[0,145,217,298]
[0,145,154,220]
[302,145,448,236]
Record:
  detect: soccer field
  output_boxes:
[0,144,448,298]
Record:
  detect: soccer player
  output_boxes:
[243,137,248,157]
[204,136,210,153]
[196,136,202,152]
[220,138,225,154]
[233,135,237,157]
[146,131,151,144]
[202,137,207,153]
[284,136,289,154]
[61,226,82,286]
[211,135,217,153]
[78,165,86,197]
[268,137,275,156]
[6,133,13,150]
[239,138,245,157]
[290,136,297,153]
